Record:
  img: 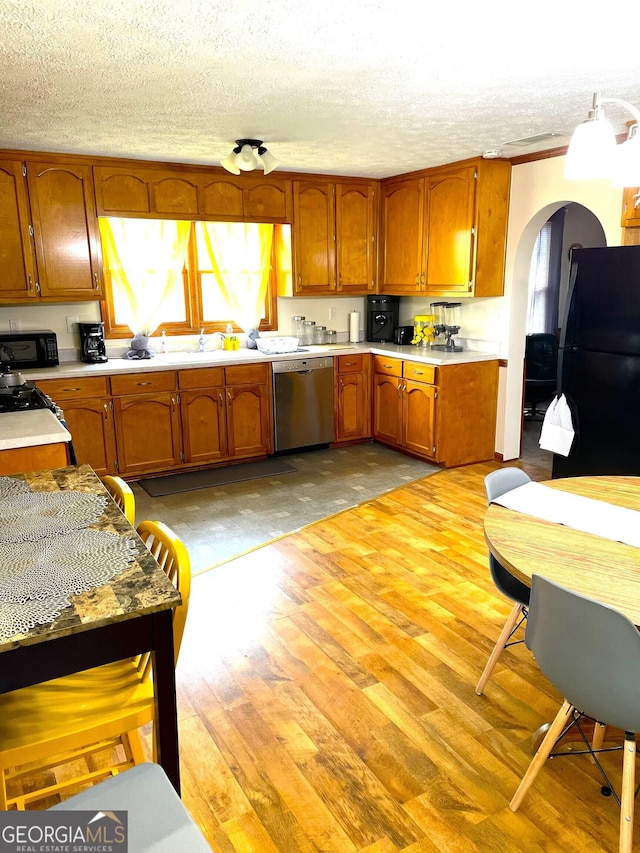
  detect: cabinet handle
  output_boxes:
[415,273,420,285]
[27,274,34,291]
[94,272,100,290]
[136,381,153,386]
[218,391,225,405]
[63,387,82,392]
[420,272,425,285]
[103,402,109,421]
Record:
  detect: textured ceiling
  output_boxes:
[1,0,639,178]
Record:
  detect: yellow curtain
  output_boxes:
[99,218,191,336]
[199,222,273,332]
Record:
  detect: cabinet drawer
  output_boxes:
[37,376,109,400]
[178,367,225,390]
[110,371,176,395]
[373,355,402,377]
[403,361,436,384]
[337,354,365,374]
[225,363,269,385]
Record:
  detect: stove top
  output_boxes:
[0,382,56,413]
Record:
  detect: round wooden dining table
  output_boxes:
[483,475,640,625]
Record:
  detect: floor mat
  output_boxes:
[138,458,296,496]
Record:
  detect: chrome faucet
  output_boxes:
[197,329,225,352]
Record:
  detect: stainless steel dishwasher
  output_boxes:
[272,356,335,451]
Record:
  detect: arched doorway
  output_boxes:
[520,203,606,469]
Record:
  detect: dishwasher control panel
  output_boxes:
[272,356,334,373]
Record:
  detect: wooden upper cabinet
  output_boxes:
[292,180,336,294]
[0,160,38,302]
[425,166,476,294]
[94,166,292,222]
[335,182,376,293]
[290,179,377,296]
[26,161,103,300]
[379,178,425,294]
[152,176,199,215]
[379,158,510,298]
[621,186,640,227]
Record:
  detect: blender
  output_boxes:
[431,302,463,352]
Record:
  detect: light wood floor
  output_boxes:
[23,450,632,851]
[161,454,629,852]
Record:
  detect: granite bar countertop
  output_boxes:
[20,342,500,382]
[0,409,71,451]
[0,464,181,652]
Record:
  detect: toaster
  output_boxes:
[393,326,414,345]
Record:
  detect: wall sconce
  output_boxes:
[220,139,280,176]
[565,91,640,186]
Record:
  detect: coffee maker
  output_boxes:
[79,322,108,364]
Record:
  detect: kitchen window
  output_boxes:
[99,218,290,339]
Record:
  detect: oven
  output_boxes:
[0,381,77,464]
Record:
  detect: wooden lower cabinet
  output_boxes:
[372,355,497,466]
[334,353,371,443]
[36,377,116,476]
[113,392,182,477]
[179,363,271,464]
[0,442,69,476]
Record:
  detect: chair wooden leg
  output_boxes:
[476,602,524,695]
[620,733,635,853]
[591,722,607,761]
[510,699,574,811]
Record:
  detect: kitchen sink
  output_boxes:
[156,350,257,363]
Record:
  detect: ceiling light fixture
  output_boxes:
[220,139,280,176]
[565,92,640,186]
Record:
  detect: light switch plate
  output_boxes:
[8,319,21,333]
[66,315,79,334]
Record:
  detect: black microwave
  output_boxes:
[0,330,59,368]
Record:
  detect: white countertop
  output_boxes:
[0,409,72,451]
[20,342,500,382]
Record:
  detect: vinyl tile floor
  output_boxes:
[131,443,439,574]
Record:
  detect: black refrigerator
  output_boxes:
[552,245,640,478]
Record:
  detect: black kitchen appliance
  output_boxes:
[366,296,400,343]
[393,325,414,345]
[552,245,640,478]
[0,330,58,368]
[79,322,108,364]
[0,380,56,413]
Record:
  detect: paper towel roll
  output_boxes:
[349,311,360,343]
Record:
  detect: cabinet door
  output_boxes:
[243,177,291,222]
[226,384,271,458]
[372,374,403,445]
[425,166,475,295]
[622,186,640,226]
[114,392,182,476]
[292,181,336,294]
[335,182,376,293]
[26,162,103,299]
[151,174,199,216]
[61,398,118,476]
[181,387,228,463]
[379,178,425,294]
[93,167,151,214]
[336,372,370,442]
[402,380,437,458]
[0,160,38,301]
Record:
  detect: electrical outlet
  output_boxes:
[8,319,21,333]
[66,315,79,334]
[329,306,336,321]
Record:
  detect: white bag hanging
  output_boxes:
[539,393,575,457]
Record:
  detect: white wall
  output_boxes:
[500,155,623,459]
